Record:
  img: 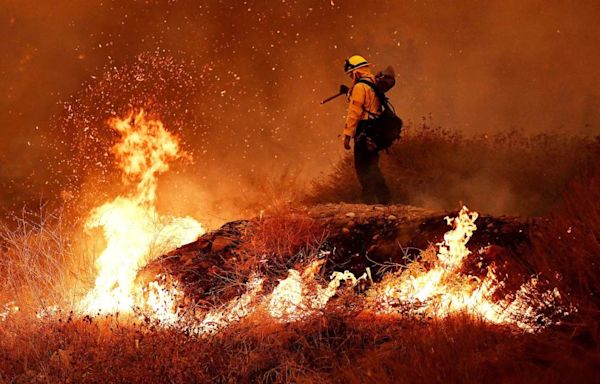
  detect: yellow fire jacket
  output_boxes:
[343,68,381,138]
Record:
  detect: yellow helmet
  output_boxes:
[344,55,369,73]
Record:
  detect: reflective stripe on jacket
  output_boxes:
[343,68,381,137]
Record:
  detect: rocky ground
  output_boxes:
[139,203,539,309]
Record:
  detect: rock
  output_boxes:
[140,203,535,309]
[211,236,235,252]
[181,253,194,266]
[196,238,212,250]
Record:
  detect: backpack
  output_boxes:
[356,76,403,151]
[374,65,396,93]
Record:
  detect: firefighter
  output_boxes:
[342,55,391,204]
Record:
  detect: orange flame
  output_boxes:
[79,110,203,315]
[136,259,361,334]
[102,205,569,335]
[268,259,361,322]
[138,275,264,335]
[368,206,571,332]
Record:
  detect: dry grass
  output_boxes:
[2,129,600,382]
[1,196,599,383]
[246,209,328,262]
[527,162,600,335]
[0,206,94,315]
[307,123,598,216]
[0,309,598,384]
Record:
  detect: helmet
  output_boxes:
[344,55,369,73]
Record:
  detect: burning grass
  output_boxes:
[1,199,599,382]
[78,110,203,316]
[1,110,599,381]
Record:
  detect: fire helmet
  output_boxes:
[344,55,369,73]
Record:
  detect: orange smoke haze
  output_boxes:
[1,1,600,221]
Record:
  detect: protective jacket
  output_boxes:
[343,67,381,138]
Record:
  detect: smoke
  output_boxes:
[1,1,600,221]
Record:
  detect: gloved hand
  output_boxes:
[339,84,349,95]
[343,135,352,150]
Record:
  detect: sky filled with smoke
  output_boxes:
[1,0,600,221]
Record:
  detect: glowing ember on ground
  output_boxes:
[79,110,204,315]
[0,302,19,321]
[141,277,185,326]
[195,277,264,335]
[137,275,265,336]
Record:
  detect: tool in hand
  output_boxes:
[320,84,350,104]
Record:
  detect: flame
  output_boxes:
[368,206,572,332]
[75,179,568,334]
[143,277,185,326]
[139,276,264,336]
[105,205,570,336]
[437,208,477,270]
[137,259,361,334]
[196,277,264,334]
[268,259,360,322]
[79,110,204,315]
[0,302,19,321]
[72,110,362,330]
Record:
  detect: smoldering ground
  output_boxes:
[1,0,600,223]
